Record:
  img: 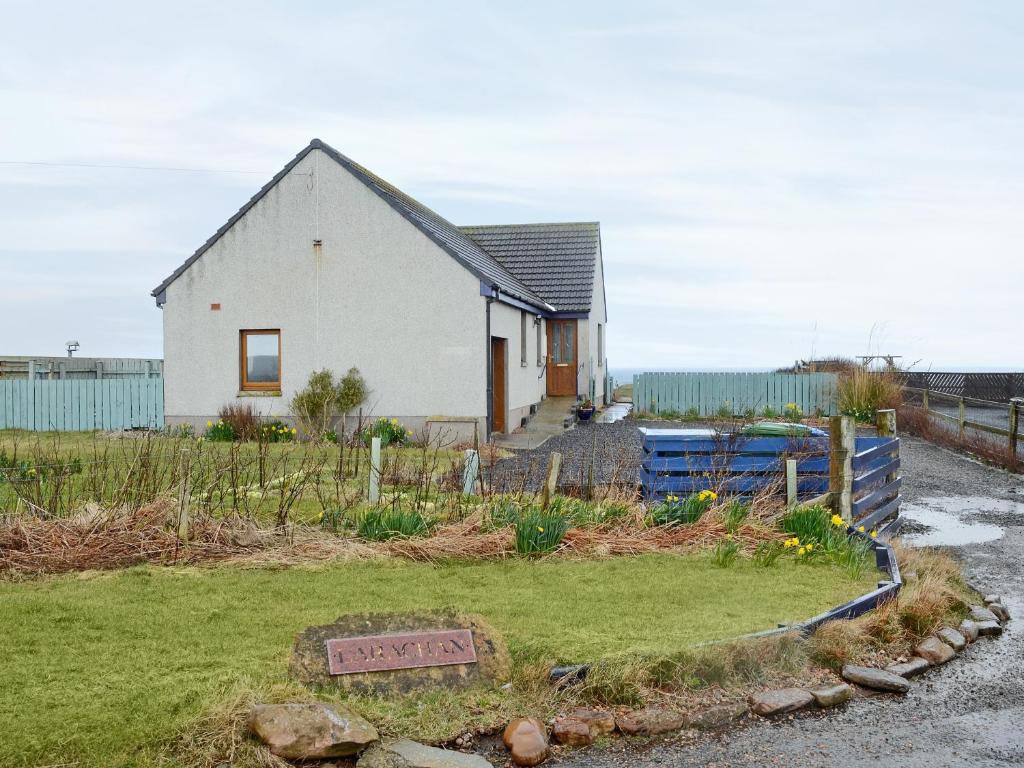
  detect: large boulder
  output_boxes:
[357,738,492,768]
[248,702,378,760]
[915,637,955,665]
[552,718,592,747]
[503,717,548,766]
[290,611,511,695]
[841,665,911,693]
[748,688,814,717]
[567,708,616,737]
[615,707,686,736]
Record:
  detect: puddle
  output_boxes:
[901,496,1009,547]
[598,402,633,423]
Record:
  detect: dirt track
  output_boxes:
[552,435,1024,767]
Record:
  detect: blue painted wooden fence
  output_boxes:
[632,372,838,417]
[640,429,902,535]
[0,377,164,431]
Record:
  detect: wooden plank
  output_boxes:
[852,458,900,492]
[851,439,899,469]
[852,478,902,518]
[854,495,902,531]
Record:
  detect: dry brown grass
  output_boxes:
[809,544,974,670]
[898,403,1022,472]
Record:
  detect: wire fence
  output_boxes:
[902,386,1022,465]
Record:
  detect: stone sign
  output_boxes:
[325,628,477,675]
[290,610,511,695]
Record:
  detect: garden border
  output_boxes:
[549,529,903,682]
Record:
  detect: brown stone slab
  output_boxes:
[326,629,477,675]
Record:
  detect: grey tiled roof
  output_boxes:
[153,139,553,311]
[460,222,600,313]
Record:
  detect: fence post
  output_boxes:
[1010,398,1022,461]
[462,449,480,496]
[27,359,35,381]
[958,397,966,441]
[876,408,896,437]
[785,459,797,508]
[829,415,854,523]
[922,387,929,410]
[369,436,381,504]
[541,451,562,510]
[95,361,104,380]
[177,450,191,542]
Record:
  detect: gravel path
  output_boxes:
[550,436,1024,767]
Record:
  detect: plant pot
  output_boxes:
[577,407,595,421]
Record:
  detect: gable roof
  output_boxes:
[460,222,601,314]
[152,139,553,311]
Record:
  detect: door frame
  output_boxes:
[490,336,507,434]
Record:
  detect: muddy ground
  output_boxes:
[547,435,1024,767]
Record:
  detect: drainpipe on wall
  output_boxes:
[485,284,499,435]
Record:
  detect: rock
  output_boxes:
[566,708,616,737]
[809,683,854,708]
[615,707,687,736]
[936,626,967,651]
[248,703,378,760]
[357,738,492,768]
[552,718,592,747]
[976,619,1003,636]
[748,688,814,717]
[969,605,999,623]
[503,717,548,766]
[915,637,956,665]
[983,594,1001,605]
[841,665,911,693]
[988,602,1010,623]
[289,610,511,695]
[685,702,747,730]
[885,657,931,678]
[958,620,980,643]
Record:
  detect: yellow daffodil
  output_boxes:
[831,514,845,527]
[797,546,806,556]
[783,539,793,549]
[806,543,814,552]
[391,418,399,425]
[316,511,324,521]
[537,526,544,533]
[206,420,213,428]
[857,525,865,533]
[870,530,878,539]
[291,427,297,434]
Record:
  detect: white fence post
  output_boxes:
[369,436,381,504]
[785,459,798,507]
[462,449,480,496]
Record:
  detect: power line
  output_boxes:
[0,160,268,175]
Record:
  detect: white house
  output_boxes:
[152,139,608,439]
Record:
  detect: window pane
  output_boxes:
[552,323,561,364]
[563,323,573,362]
[246,333,279,383]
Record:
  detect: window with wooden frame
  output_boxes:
[240,330,281,391]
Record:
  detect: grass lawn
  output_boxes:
[0,554,877,767]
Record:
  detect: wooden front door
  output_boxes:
[546,319,577,396]
[491,337,507,433]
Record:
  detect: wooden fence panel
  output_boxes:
[631,372,838,416]
[0,378,163,431]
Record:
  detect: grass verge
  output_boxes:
[0,554,875,767]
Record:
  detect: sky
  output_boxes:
[1,1,1021,371]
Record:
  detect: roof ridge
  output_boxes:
[460,221,600,230]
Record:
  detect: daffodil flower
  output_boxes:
[797,547,806,555]
[537,526,544,533]
[870,530,878,539]
[857,525,865,533]
[806,543,813,552]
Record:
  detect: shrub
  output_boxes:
[362,417,411,447]
[838,368,903,423]
[715,402,734,419]
[217,403,259,440]
[514,507,571,555]
[291,368,368,439]
[651,491,716,526]
[711,537,740,567]
[356,508,430,540]
[204,419,235,442]
[762,405,778,418]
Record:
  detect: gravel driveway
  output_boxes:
[549,436,1024,767]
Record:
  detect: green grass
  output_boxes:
[0,554,876,767]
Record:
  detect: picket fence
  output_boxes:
[633,372,838,417]
[0,377,164,431]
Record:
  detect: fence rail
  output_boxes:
[904,386,1021,461]
[903,371,1024,403]
[0,356,163,380]
[0,378,164,431]
[633,372,838,417]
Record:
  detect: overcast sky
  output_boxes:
[1,1,1020,371]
